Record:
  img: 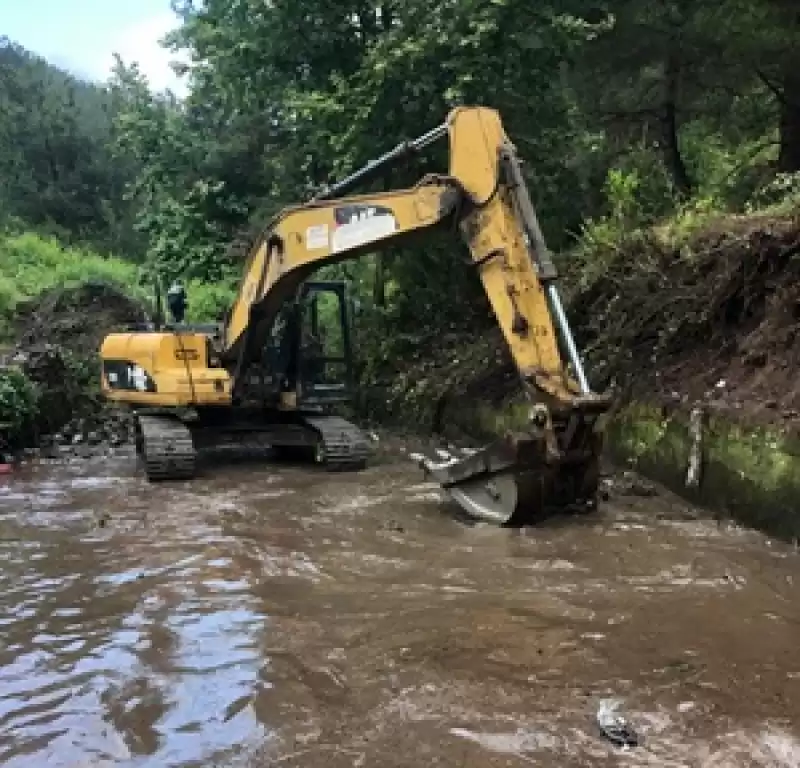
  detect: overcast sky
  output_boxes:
[1,0,189,94]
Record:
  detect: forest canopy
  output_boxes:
[1,0,799,327]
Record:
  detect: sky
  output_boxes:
[1,0,190,94]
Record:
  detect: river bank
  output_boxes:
[0,280,145,456]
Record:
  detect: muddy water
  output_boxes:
[0,451,799,767]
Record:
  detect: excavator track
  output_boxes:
[302,415,371,471]
[135,413,196,481]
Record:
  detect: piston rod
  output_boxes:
[546,283,591,394]
[313,123,448,201]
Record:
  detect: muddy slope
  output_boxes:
[12,279,147,356]
[568,211,800,427]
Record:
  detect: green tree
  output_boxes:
[0,37,140,256]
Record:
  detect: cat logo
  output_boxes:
[330,203,397,253]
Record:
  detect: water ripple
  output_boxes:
[0,457,798,767]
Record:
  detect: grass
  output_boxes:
[0,231,143,336]
[0,231,142,303]
[0,230,236,337]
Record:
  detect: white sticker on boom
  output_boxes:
[330,204,397,253]
[305,224,329,250]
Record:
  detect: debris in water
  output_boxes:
[596,698,639,748]
[614,470,658,497]
[686,406,704,488]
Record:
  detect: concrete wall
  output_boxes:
[605,402,800,541]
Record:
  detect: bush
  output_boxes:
[0,367,38,443]
[185,278,237,323]
[0,231,236,334]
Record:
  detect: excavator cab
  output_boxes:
[297,281,355,406]
[263,280,356,408]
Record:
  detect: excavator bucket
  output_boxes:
[409,412,604,526]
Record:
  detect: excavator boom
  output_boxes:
[224,109,591,397]
[99,106,610,525]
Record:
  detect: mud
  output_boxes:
[0,450,798,767]
[566,211,800,428]
[363,212,800,446]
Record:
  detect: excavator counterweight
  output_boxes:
[98,105,611,526]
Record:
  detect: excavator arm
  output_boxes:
[220,180,461,389]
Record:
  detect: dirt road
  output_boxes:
[0,449,798,766]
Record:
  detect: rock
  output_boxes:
[39,444,60,459]
[614,470,658,497]
[745,350,768,367]
[596,698,639,748]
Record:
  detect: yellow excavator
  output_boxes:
[99,106,612,525]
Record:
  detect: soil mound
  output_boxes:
[13,279,149,356]
[4,280,149,448]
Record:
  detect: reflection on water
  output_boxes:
[0,453,798,767]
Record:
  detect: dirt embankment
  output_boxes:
[569,211,800,429]
[12,279,147,355]
[361,210,800,441]
[4,280,149,454]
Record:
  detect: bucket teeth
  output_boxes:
[410,433,600,527]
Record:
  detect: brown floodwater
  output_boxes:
[0,447,798,767]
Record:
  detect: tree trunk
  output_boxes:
[777,69,800,172]
[661,51,692,198]
[373,254,386,308]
